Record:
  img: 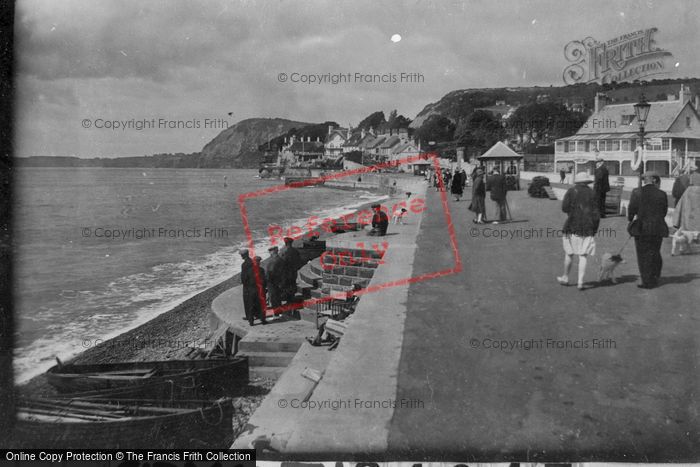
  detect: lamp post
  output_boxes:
[633,94,651,188]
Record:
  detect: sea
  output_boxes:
[12,167,386,383]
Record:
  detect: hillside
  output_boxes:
[199,117,313,167]
[411,78,700,128]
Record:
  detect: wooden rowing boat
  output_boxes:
[14,397,234,448]
[46,357,248,396]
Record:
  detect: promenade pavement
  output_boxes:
[386,185,700,461]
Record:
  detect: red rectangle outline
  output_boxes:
[238,153,462,315]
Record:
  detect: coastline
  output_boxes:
[17,188,396,398]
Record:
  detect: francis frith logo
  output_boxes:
[563,27,674,85]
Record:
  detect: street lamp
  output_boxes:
[633,94,651,187]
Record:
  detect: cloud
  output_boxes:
[12,0,700,157]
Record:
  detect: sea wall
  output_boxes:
[324,173,424,196]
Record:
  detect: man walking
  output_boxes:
[557,173,600,290]
[280,236,302,301]
[266,246,285,308]
[486,167,508,223]
[239,249,256,326]
[594,157,610,218]
[628,172,669,289]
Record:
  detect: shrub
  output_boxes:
[528,176,551,198]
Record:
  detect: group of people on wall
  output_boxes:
[239,237,304,326]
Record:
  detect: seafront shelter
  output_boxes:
[477,141,523,189]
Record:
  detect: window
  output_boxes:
[568,141,576,152]
[621,140,630,151]
[556,141,565,153]
[612,140,620,151]
[577,141,586,152]
[662,139,670,151]
[584,140,590,152]
[650,139,662,151]
[621,114,635,125]
[606,140,613,151]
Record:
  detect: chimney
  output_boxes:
[307,136,311,142]
[328,125,333,135]
[361,128,366,139]
[667,93,676,101]
[680,84,691,104]
[316,136,320,142]
[695,94,700,110]
[594,92,608,114]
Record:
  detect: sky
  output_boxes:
[13,0,700,158]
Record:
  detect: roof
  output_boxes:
[478,141,522,160]
[366,136,386,149]
[558,131,690,142]
[575,100,688,135]
[343,132,364,147]
[392,141,419,154]
[379,135,401,149]
[358,134,378,149]
[326,129,348,142]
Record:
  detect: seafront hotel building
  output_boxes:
[554,85,700,177]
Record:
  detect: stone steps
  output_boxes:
[322,284,356,294]
[298,264,322,287]
[296,278,313,299]
[309,258,326,276]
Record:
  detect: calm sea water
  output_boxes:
[13,167,386,382]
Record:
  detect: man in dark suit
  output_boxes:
[239,249,256,326]
[280,236,302,301]
[266,246,285,307]
[628,172,669,289]
[594,157,610,218]
[486,167,508,222]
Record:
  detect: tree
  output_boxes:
[506,102,587,148]
[454,110,506,150]
[357,111,386,131]
[415,115,455,146]
[386,109,412,129]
